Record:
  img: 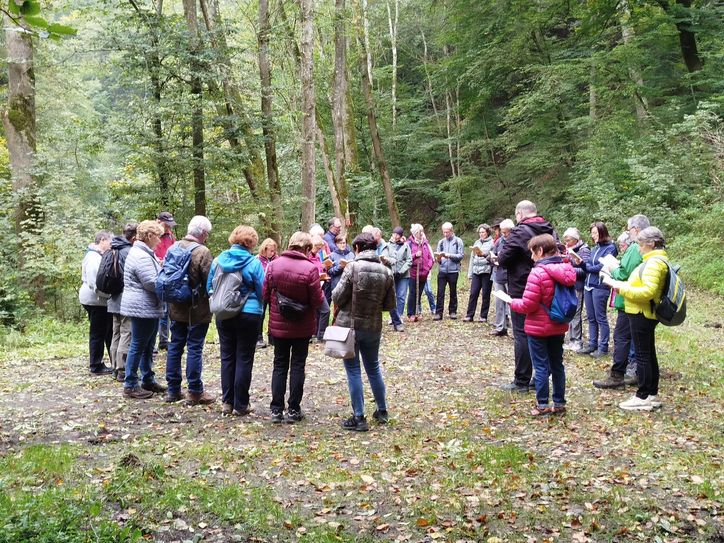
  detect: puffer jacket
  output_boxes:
[610,243,643,311]
[258,254,276,273]
[407,236,434,280]
[497,216,557,297]
[169,238,213,324]
[468,237,494,277]
[583,241,618,290]
[492,236,508,284]
[332,250,396,333]
[510,256,577,337]
[328,245,355,291]
[436,235,465,274]
[566,240,591,291]
[618,249,669,320]
[382,240,412,277]
[79,246,109,307]
[120,241,163,319]
[263,250,325,339]
[106,236,134,314]
[207,245,265,316]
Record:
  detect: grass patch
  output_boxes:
[0,318,86,362]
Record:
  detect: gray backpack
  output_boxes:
[209,262,250,321]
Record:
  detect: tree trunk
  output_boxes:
[386,0,398,129]
[358,32,401,228]
[317,120,343,220]
[421,29,443,134]
[620,2,648,120]
[673,0,702,72]
[589,61,597,121]
[332,0,350,221]
[445,90,456,177]
[182,0,206,216]
[258,0,283,243]
[300,0,316,231]
[362,0,373,86]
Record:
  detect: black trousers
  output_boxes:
[436,272,459,316]
[465,273,493,320]
[270,337,310,413]
[611,310,632,375]
[83,304,112,370]
[407,276,425,316]
[511,310,533,386]
[217,312,261,412]
[629,313,659,399]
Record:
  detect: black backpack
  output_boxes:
[96,249,124,296]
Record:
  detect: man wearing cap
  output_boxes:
[155,211,177,350]
[381,227,412,332]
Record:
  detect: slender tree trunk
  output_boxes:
[455,84,462,177]
[421,29,443,134]
[300,0,316,231]
[589,61,597,121]
[445,90,456,177]
[258,0,283,243]
[362,0,373,86]
[332,0,350,221]
[673,0,702,72]
[386,0,398,129]
[620,2,648,120]
[317,120,343,220]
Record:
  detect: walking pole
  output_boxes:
[416,260,421,320]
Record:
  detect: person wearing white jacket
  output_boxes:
[79,230,114,375]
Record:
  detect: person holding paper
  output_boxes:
[328,235,355,293]
[433,222,465,320]
[561,228,590,352]
[464,224,495,322]
[490,220,514,337]
[406,224,434,320]
[381,227,413,332]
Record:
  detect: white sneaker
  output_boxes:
[619,395,654,411]
[647,395,662,409]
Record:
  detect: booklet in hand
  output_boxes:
[599,254,620,270]
[493,290,512,304]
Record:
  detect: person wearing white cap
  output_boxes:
[561,227,590,352]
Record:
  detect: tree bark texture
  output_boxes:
[300,0,317,231]
[620,3,648,120]
[332,0,350,220]
[386,0,398,129]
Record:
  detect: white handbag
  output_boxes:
[322,325,356,359]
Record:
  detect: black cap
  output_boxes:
[393,226,404,236]
[492,217,505,228]
[157,211,177,227]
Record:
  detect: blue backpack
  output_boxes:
[539,270,578,324]
[155,242,201,304]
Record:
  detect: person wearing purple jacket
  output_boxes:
[561,227,590,352]
[406,224,434,321]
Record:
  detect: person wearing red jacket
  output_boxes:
[263,232,326,423]
[509,234,576,416]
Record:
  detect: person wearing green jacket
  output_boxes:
[593,214,650,389]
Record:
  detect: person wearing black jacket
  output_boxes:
[496,201,558,393]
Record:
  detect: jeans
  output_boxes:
[510,311,532,386]
[317,297,331,340]
[465,273,492,320]
[83,304,113,370]
[270,337,310,413]
[389,276,406,326]
[629,313,659,399]
[407,276,426,316]
[528,335,566,407]
[343,329,387,417]
[166,320,210,395]
[424,277,436,313]
[436,272,459,316]
[584,288,611,352]
[217,312,261,411]
[124,317,158,389]
[492,282,509,332]
[110,313,131,371]
[565,290,584,344]
[158,303,169,348]
[611,310,632,375]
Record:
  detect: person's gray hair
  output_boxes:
[563,227,581,241]
[617,231,630,245]
[361,225,375,234]
[627,214,650,231]
[187,215,212,237]
[500,219,515,230]
[515,200,537,217]
[410,223,424,236]
[95,230,113,244]
[637,226,665,249]
[441,221,453,231]
[372,227,382,237]
[309,223,325,237]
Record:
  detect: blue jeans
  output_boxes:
[124,317,158,389]
[343,329,387,417]
[158,303,169,347]
[166,320,210,394]
[395,276,409,317]
[424,277,436,313]
[528,335,566,407]
[584,288,611,352]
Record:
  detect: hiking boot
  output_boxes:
[490,329,507,337]
[619,395,654,411]
[393,324,405,332]
[256,339,267,349]
[164,391,185,403]
[590,350,609,359]
[462,316,473,322]
[500,382,529,393]
[141,381,167,393]
[270,411,284,424]
[221,402,233,415]
[372,410,389,424]
[477,317,487,323]
[232,405,252,416]
[342,415,369,432]
[90,365,113,376]
[578,345,596,355]
[449,313,457,319]
[624,373,638,386]
[593,372,625,389]
[123,386,153,400]
[187,391,215,405]
[116,371,126,383]
[286,409,305,423]
[433,314,443,321]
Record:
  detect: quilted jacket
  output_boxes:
[263,250,325,339]
[510,256,577,337]
[407,236,434,280]
[468,237,494,277]
[120,241,163,319]
[618,249,669,320]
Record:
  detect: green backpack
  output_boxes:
[639,257,686,326]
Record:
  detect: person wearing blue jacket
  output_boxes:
[207,225,266,416]
[580,222,618,357]
[433,222,465,320]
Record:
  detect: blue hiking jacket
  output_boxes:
[207,245,265,315]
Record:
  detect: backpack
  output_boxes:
[209,264,250,321]
[539,269,578,324]
[96,249,124,296]
[155,242,201,304]
[639,257,686,326]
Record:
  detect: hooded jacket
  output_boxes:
[120,241,163,318]
[618,249,669,319]
[79,245,109,307]
[332,250,396,333]
[407,236,434,280]
[510,256,577,337]
[207,245,265,316]
[497,216,557,297]
[382,239,412,277]
[583,241,618,290]
[169,238,213,324]
[468,237,494,277]
[263,250,326,338]
[106,235,134,314]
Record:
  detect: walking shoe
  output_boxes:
[449,313,457,319]
[232,405,253,416]
[530,405,553,417]
[342,415,369,432]
[590,350,609,359]
[90,365,113,376]
[619,395,654,411]
[551,405,567,415]
[123,386,154,399]
[187,391,215,405]
[433,314,443,321]
[286,409,305,423]
[116,370,126,383]
[141,381,167,393]
[164,391,185,403]
[593,372,625,389]
[489,329,507,337]
[624,373,638,386]
[578,345,596,355]
[646,395,663,409]
[462,316,473,322]
[393,324,405,332]
[563,342,581,351]
[270,411,284,424]
[221,402,233,415]
[477,317,487,323]
[256,339,267,349]
[500,382,529,393]
[372,410,389,424]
